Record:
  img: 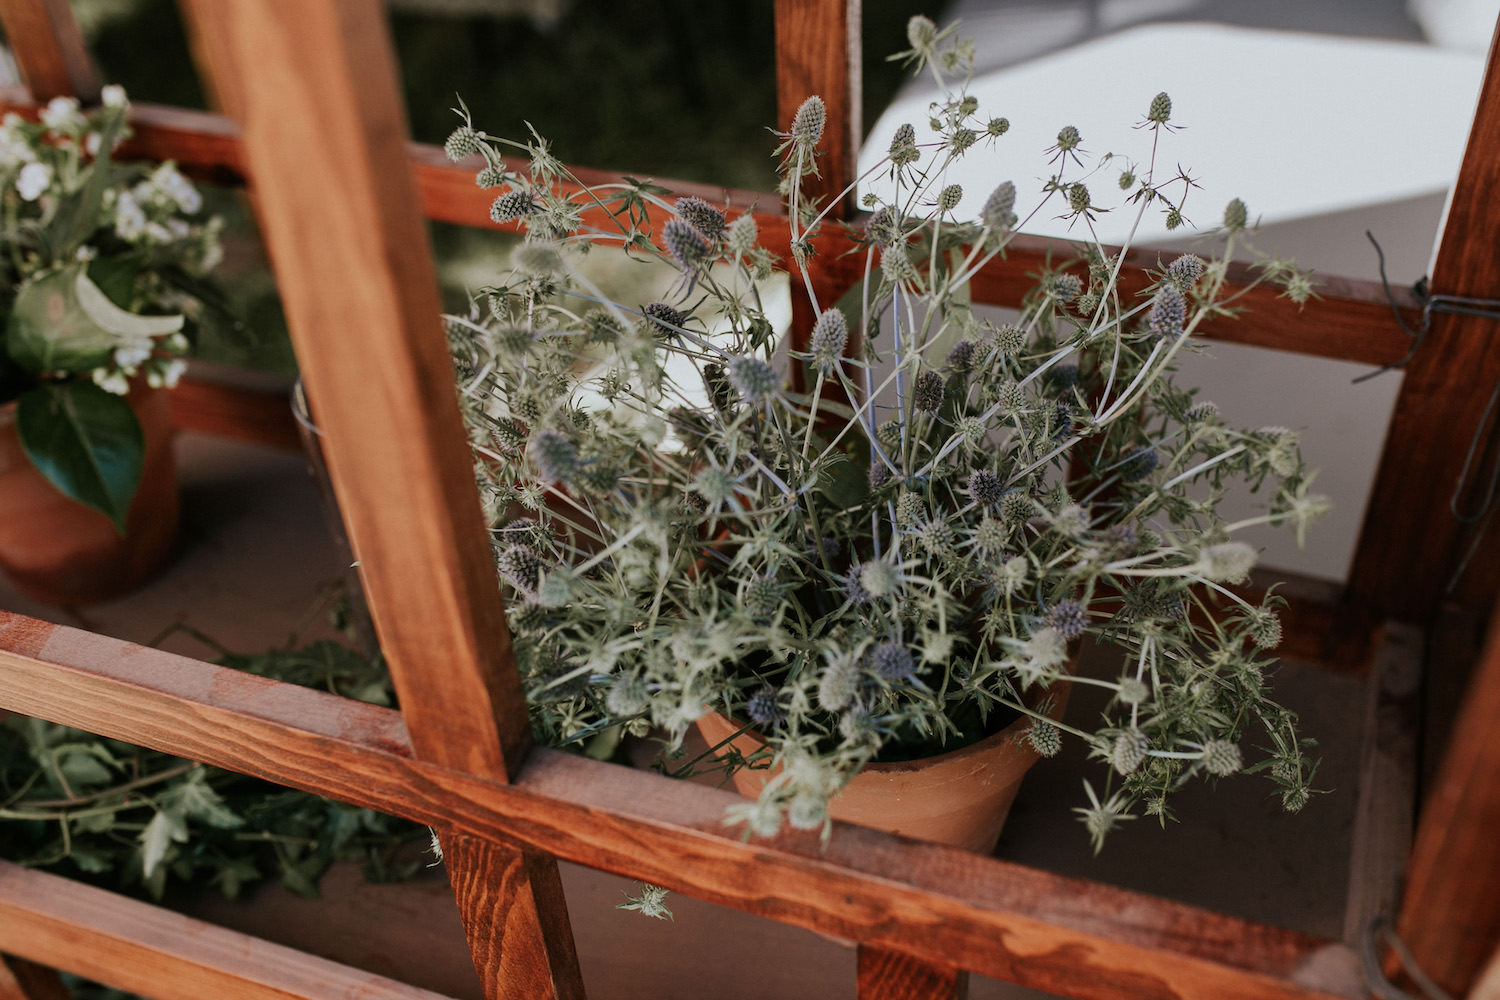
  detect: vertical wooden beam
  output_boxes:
[0,0,99,103]
[1347,17,1500,622]
[0,956,69,1000]
[775,0,860,221]
[1394,591,1500,994]
[182,3,583,998]
[858,946,968,1000]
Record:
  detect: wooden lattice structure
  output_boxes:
[2,2,1500,998]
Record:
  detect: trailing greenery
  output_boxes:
[445,17,1328,849]
[0,88,223,528]
[0,636,425,901]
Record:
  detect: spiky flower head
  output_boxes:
[1184,400,1220,424]
[585,309,625,344]
[1223,198,1249,232]
[994,324,1026,356]
[1049,272,1082,302]
[913,369,945,413]
[895,491,926,527]
[662,218,711,269]
[1166,253,1204,288]
[691,466,735,507]
[1146,91,1172,125]
[818,654,862,711]
[490,190,534,224]
[1201,740,1243,776]
[1111,729,1149,775]
[1247,609,1283,649]
[870,641,915,683]
[606,674,648,716]
[528,429,578,485]
[968,469,1003,506]
[937,183,963,212]
[1200,542,1257,583]
[907,14,937,49]
[868,463,893,491]
[987,116,1010,137]
[728,355,779,404]
[1055,125,1082,152]
[1045,599,1088,640]
[946,339,976,372]
[981,181,1017,232]
[444,124,483,161]
[727,213,758,256]
[496,544,545,597]
[973,515,1008,554]
[1028,720,1062,757]
[746,685,786,728]
[859,560,899,599]
[643,301,687,339]
[881,245,916,285]
[1117,677,1149,705]
[864,206,901,246]
[1119,169,1136,190]
[1067,182,1091,215]
[809,308,848,374]
[888,123,921,168]
[744,577,784,619]
[1000,491,1034,525]
[791,95,826,149]
[674,196,726,239]
[475,164,508,188]
[1148,284,1186,339]
[1120,446,1160,482]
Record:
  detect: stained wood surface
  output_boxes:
[775,0,861,219]
[1341,625,1421,945]
[0,862,458,1000]
[1394,592,1500,994]
[168,376,300,451]
[858,946,968,1000]
[0,955,69,1000]
[0,0,98,103]
[0,611,1365,1000]
[443,836,586,1000]
[1347,26,1500,622]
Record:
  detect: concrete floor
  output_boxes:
[0,431,1372,999]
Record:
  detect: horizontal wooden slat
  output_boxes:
[0,611,1362,1000]
[168,376,300,451]
[0,861,456,1000]
[0,88,1418,368]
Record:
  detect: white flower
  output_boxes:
[114,190,147,240]
[91,368,130,396]
[84,132,102,157]
[74,245,98,261]
[0,116,35,168]
[149,163,202,214]
[113,337,154,369]
[40,96,84,133]
[101,84,128,108]
[16,162,52,201]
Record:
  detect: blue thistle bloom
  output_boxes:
[528,428,578,485]
[864,207,900,247]
[868,463,893,491]
[643,301,687,340]
[728,356,779,404]
[888,123,920,167]
[968,469,1003,506]
[746,685,786,728]
[489,190,534,224]
[496,544,545,597]
[809,309,848,374]
[791,96,826,148]
[662,218,711,270]
[947,339,976,372]
[913,370,945,413]
[1166,253,1204,288]
[981,181,1016,232]
[1148,285,1185,339]
[869,641,915,683]
[1120,447,1160,482]
[843,565,872,605]
[674,196,726,239]
[1045,599,1088,640]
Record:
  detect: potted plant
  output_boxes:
[441,17,1328,852]
[0,87,223,605]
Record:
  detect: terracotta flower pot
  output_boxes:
[695,679,1070,853]
[0,382,179,606]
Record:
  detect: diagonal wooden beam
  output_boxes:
[178,3,583,998]
[0,0,98,103]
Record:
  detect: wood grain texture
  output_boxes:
[1394,592,1500,994]
[858,946,968,1000]
[1347,28,1500,622]
[443,836,585,1000]
[0,862,458,1000]
[168,377,300,451]
[0,611,1365,1000]
[775,0,860,219]
[0,0,98,103]
[1342,625,1421,945]
[0,955,69,1000]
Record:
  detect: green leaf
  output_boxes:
[6,264,182,374]
[41,113,124,262]
[15,381,144,532]
[139,808,189,880]
[76,266,184,339]
[164,770,243,830]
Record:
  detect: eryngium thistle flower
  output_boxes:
[727,213,758,256]
[662,218,711,269]
[973,515,1008,553]
[1067,183,1091,214]
[987,116,1010,137]
[1112,729,1149,775]
[1120,446,1160,482]
[1045,599,1088,640]
[791,95,826,149]
[1049,272,1082,303]
[907,14,937,49]
[870,641,915,682]
[585,309,625,344]
[809,308,848,374]
[868,462,893,491]
[913,369,945,412]
[674,196,726,239]
[746,685,786,728]
[864,206,900,247]
[947,339,976,372]
[1000,492,1034,525]
[729,355,779,404]
[643,301,687,339]
[1201,740,1243,776]
[889,122,920,167]
[475,164,507,188]
[895,491,926,527]
[981,181,1017,231]
[1027,720,1062,757]
[1248,609,1283,649]
[1055,125,1082,152]
[1184,400,1220,424]
[1147,91,1172,124]
[489,190,534,224]
[528,429,578,485]
[444,124,483,161]
[691,466,736,506]
[859,559,899,598]
[937,184,963,212]
[818,655,862,712]
[606,674,648,716]
[1166,253,1204,288]
[1223,197,1249,232]
[968,469,1003,506]
[1117,677,1149,705]
[842,565,872,605]
[496,544,544,597]
[1200,542,1257,583]
[744,577,784,619]
[1148,284,1186,338]
[880,245,916,285]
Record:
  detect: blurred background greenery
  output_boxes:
[44,0,924,376]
